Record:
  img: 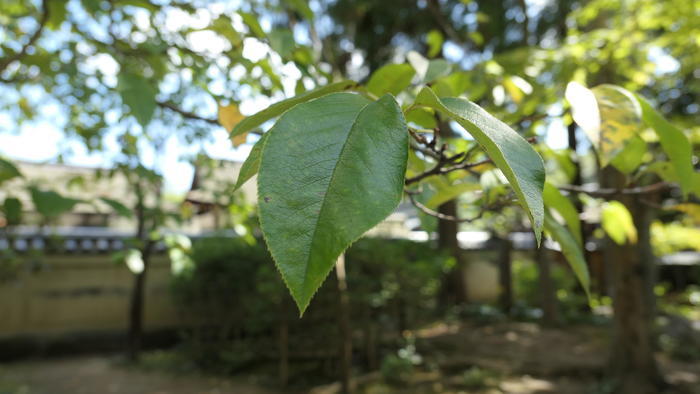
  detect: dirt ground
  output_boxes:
[0,322,698,394]
[0,356,286,394]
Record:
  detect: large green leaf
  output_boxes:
[258,93,408,313]
[118,72,157,127]
[0,157,22,185]
[366,64,415,97]
[544,212,590,298]
[414,87,545,243]
[30,187,82,219]
[602,200,637,245]
[543,183,582,246]
[634,94,695,197]
[233,132,269,191]
[230,80,356,139]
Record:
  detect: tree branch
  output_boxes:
[405,157,491,185]
[407,193,486,223]
[156,101,219,125]
[0,0,50,74]
[405,136,537,185]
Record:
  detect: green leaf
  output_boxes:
[233,132,269,191]
[414,87,545,244]
[424,59,452,83]
[118,72,157,127]
[239,11,266,38]
[269,29,296,58]
[426,30,444,58]
[210,16,242,47]
[634,94,695,197]
[30,187,82,219]
[610,134,646,174]
[230,80,356,139]
[407,52,451,82]
[544,212,590,299]
[0,157,22,185]
[118,0,158,11]
[405,107,437,129]
[543,183,582,246]
[366,64,415,97]
[100,197,133,218]
[566,82,643,167]
[46,0,68,30]
[425,180,480,209]
[2,197,22,226]
[258,93,408,314]
[602,200,637,245]
[286,0,314,20]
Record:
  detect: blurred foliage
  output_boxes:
[512,257,602,324]
[169,236,448,375]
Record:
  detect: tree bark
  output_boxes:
[437,199,468,307]
[335,254,352,394]
[535,247,560,326]
[127,260,148,361]
[603,168,665,393]
[127,180,154,362]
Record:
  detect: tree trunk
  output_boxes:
[604,169,665,393]
[437,199,467,307]
[127,245,152,361]
[535,247,560,326]
[335,254,352,394]
[127,180,152,362]
[497,237,513,314]
[363,315,378,370]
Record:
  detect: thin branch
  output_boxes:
[405,157,492,185]
[558,181,671,197]
[410,142,440,160]
[156,101,219,125]
[0,0,50,73]
[407,193,485,223]
[405,136,536,185]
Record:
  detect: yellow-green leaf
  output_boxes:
[566,82,643,167]
[602,200,638,245]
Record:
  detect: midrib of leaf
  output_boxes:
[300,101,373,298]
